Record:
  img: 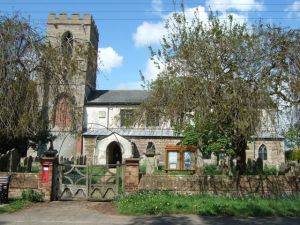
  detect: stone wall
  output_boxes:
[129,137,181,163]
[83,136,97,161]
[139,175,300,197]
[0,172,39,198]
[83,136,181,164]
[246,139,285,166]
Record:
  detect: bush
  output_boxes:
[21,189,44,202]
[263,165,278,175]
[139,164,146,175]
[203,165,222,175]
[289,149,300,162]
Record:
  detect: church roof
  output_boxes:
[251,131,284,140]
[86,90,149,105]
[83,128,181,138]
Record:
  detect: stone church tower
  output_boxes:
[46,13,99,157]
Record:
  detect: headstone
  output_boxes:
[211,152,218,165]
[145,157,155,175]
[27,156,33,172]
[255,157,263,173]
[26,147,37,157]
[195,148,204,174]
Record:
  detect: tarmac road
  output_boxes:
[0,201,299,225]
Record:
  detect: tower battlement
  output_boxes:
[48,12,98,37]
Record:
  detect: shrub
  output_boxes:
[21,189,44,202]
[139,164,146,175]
[289,149,300,162]
[263,165,278,175]
[203,165,222,175]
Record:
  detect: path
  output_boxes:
[0,201,299,225]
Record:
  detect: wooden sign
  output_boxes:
[164,145,196,173]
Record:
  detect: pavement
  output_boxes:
[0,201,299,225]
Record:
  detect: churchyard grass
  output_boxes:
[117,191,300,216]
[0,189,44,214]
[0,199,30,214]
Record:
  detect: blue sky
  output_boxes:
[1,0,300,90]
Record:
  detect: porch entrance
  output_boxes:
[107,142,122,165]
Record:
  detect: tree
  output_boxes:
[0,14,96,154]
[140,11,300,174]
[285,122,300,150]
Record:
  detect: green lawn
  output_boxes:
[117,191,300,216]
[0,199,31,214]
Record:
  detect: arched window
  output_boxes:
[54,97,73,129]
[258,144,267,160]
[61,31,73,55]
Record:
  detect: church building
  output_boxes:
[45,13,285,167]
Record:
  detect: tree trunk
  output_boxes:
[233,136,247,175]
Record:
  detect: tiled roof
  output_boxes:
[87,90,149,105]
[251,131,284,139]
[83,128,182,138]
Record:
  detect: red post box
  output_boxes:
[40,162,50,184]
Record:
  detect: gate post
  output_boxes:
[39,157,58,201]
[124,159,140,193]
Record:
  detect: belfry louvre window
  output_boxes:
[120,109,134,127]
[61,31,73,55]
[258,144,268,160]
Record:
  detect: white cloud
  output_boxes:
[286,1,300,18]
[143,58,164,81]
[184,6,209,22]
[221,12,248,23]
[133,21,166,47]
[133,6,210,48]
[163,6,209,24]
[206,0,264,12]
[152,0,163,16]
[98,47,123,73]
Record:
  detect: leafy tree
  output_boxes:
[285,122,300,151]
[181,125,198,145]
[140,11,300,174]
[0,14,96,154]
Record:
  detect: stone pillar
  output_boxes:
[124,159,140,193]
[39,157,58,201]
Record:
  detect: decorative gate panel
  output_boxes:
[89,164,122,201]
[58,164,123,201]
[58,164,88,201]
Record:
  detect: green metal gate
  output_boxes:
[58,164,123,201]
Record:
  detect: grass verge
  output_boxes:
[116,191,300,216]
[0,199,31,214]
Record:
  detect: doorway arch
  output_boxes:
[106,141,122,165]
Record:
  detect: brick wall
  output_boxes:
[124,159,140,193]
[139,175,300,197]
[0,172,39,198]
